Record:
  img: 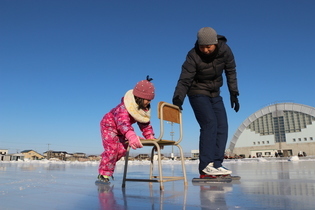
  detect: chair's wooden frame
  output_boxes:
[122,101,187,190]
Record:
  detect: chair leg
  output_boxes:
[155,143,164,190]
[149,147,155,179]
[177,145,188,185]
[149,144,164,190]
[122,147,130,188]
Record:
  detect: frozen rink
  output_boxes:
[1,157,315,210]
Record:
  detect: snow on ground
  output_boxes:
[2,155,314,165]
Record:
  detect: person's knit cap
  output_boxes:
[133,75,155,100]
[197,27,218,45]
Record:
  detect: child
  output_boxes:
[98,76,155,183]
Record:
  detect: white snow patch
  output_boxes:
[288,156,300,161]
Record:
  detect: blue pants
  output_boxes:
[188,95,228,174]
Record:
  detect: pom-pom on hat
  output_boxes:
[133,75,155,100]
[197,27,218,45]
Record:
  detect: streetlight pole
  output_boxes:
[167,122,174,160]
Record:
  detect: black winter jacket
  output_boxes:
[173,35,239,105]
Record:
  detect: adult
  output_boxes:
[173,27,240,177]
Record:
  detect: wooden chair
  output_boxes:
[122,101,187,190]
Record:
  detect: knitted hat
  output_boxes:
[133,76,155,100]
[197,27,218,45]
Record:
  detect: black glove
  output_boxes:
[230,92,240,112]
[172,96,183,110]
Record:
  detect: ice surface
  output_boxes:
[1,157,315,210]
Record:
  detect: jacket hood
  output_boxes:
[217,35,227,43]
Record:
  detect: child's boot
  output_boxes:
[97,175,112,183]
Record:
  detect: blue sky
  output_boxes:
[1,0,315,156]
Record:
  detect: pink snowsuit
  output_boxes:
[98,98,154,176]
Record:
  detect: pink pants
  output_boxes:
[98,132,128,176]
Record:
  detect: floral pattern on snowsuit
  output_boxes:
[98,98,154,176]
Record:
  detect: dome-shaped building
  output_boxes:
[228,103,315,157]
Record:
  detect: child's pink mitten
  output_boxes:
[126,131,143,150]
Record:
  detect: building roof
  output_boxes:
[21,150,34,153]
[44,151,68,154]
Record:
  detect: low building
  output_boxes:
[72,152,88,161]
[135,154,150,160]
[10,153,25,161]
[0,149,8,155]
[43,151,68,160]
[21,150,44,160]
[191,150,199,159]
[0,149,10,161]
[88,155,101,161]
[1,150,25,161]
[73,153,86,158]
[228,103,315,158]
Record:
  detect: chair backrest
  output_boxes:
[156,102,183,144]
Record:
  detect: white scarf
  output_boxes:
[123,89,151,123]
